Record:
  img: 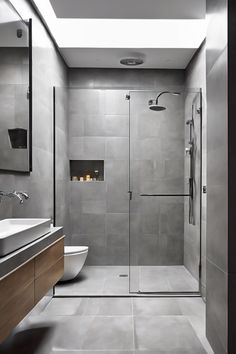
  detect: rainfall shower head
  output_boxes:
[148,100,166,111]
[148,91,180,112]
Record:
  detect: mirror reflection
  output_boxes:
[0,0,31,172]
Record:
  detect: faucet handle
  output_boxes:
[20,191,30,199]
[14,191,30,199]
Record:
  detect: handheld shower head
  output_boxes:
[186,119,193,125]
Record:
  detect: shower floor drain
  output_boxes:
[119,274,128,277]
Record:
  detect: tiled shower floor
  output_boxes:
[55,265,199,296]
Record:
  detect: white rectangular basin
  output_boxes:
[0,218,51,256]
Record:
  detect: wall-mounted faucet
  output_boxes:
[0,190,30,204]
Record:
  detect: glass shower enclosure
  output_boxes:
[53,87,202,296]
[128,89,202,294]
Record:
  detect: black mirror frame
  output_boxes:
[28,18,32,172]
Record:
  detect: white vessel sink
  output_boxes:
[0,218,51,256]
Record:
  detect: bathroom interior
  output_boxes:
[0,0,231,353]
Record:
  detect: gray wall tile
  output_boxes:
[206,259,227,354]
[106,213,129,235]
[205,0,229,350]
[67,71,185,266]
[206,0,227,74]
[104,115,129,137]
[105,137,129,160]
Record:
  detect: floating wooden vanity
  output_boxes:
[0,230,64,343]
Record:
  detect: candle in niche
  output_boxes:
[94,170,99,181]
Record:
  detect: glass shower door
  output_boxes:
[129,90,201,294]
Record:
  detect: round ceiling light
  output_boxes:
[120,58,144,66]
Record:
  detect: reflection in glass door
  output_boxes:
[129,89,202,294]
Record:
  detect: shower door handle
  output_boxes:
[139,194,190,197]
[128,191,133,200]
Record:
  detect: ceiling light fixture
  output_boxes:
[120,58,144,66]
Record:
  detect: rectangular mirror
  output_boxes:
[0,0,32,172]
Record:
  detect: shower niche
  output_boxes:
[70,160,104,182]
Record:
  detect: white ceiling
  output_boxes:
[49,0,206,19]
[30,0,206,69]
[60,48,196,69]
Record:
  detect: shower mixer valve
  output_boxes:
[185,147,192,155]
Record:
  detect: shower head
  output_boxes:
[148,91,180,112]
[148,100,166,111]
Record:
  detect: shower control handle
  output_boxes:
[185,147,192,155]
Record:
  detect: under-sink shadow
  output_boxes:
[0,326,54,354]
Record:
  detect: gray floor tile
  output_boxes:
[139,267,171,292]
[82,297,132,316]
[133,298,182,316]
[138,266,198,293]
[167,267,198,292]
[81,316,134,350]
[42,298,88,316]
[134,316,207,353]
[52,316,134,351]
[22,316,134,352]
[103,277,129,294]
[177,298,205,317]
[52,316,95,350]
[139,275,171,292]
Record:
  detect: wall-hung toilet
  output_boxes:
[60,246,88,282]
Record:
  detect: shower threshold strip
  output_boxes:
[53,292,201,298]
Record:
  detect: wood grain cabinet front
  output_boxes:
[0,260,35,343]
[35,238,64,278]
[0,236,64,343]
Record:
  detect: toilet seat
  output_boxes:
[64,246,88,255]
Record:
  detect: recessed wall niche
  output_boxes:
[70,160,104,182]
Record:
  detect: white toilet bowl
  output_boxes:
[60,246,88,282]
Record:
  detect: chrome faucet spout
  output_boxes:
[0,190,30,204]
[13,191,24,204]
